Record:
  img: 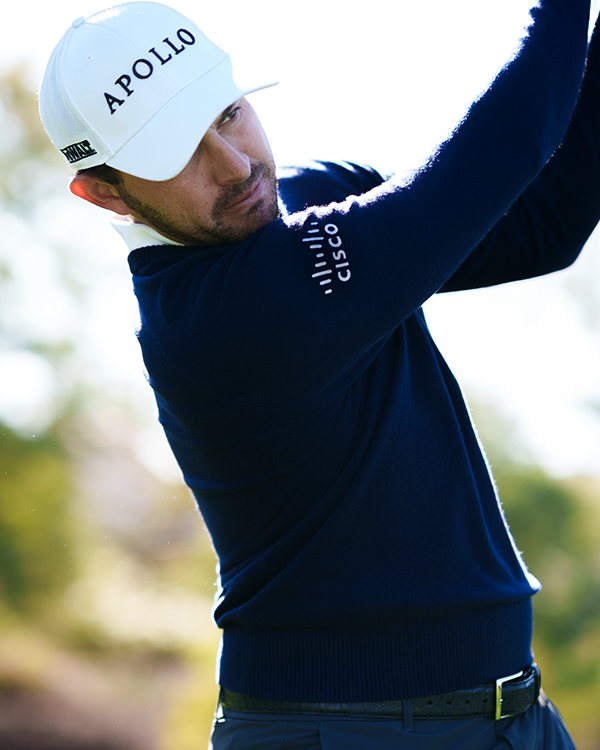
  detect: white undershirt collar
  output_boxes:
[110,216,184,251]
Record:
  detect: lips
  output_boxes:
[223,175,265,214]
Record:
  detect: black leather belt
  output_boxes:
[220,664,541,721]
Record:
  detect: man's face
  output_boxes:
[114,98,279,246]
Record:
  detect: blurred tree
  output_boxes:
[0,422,78,614]
[0,66,85,437]
[0,67,140,441]
[0,66,67,212]
[497,469,600,747]
[499,470,600,652]
[473,401,600,746]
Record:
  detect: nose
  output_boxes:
[205,131,251,186]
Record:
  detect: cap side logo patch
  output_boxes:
[61,140,98,164]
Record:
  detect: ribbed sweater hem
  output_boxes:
[218,599,534,702]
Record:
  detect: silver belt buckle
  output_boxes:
[495,670,524,720]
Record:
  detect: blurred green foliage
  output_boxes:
[0,425,78,613]
[470,401,600,746]
[500,470,600,651]
[497,470,600,744]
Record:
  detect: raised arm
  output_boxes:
[133,0,593,404]
[442,22,600,292]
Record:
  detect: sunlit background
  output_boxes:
[1,1,600,748]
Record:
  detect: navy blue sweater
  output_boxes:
[128,0,597,701]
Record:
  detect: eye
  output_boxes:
[221,104,241,125]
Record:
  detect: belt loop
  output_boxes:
[402,699,413,732]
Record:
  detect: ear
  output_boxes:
[69,173,132,215]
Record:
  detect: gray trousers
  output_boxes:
[210,692,576,749]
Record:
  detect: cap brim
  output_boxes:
[106,62,277,181]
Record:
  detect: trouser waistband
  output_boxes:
[220,664,541,721]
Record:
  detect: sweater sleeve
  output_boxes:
[133,0,592,406]
[441,23,600,292]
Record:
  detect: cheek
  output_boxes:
[182,186,215,217]
[160,179,214,218]
[256,131,274,165]
[242,114,274,164]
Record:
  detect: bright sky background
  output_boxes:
[2,0,600,479]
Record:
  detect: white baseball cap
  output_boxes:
[38,2,276,181]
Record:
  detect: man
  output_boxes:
[39,1,599,747]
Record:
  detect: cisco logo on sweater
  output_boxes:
[301,221,351,295]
